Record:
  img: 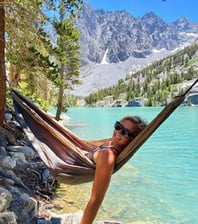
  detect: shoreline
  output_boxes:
[0,109,128,224]
[0,109,85,223]
[0,109,160,224]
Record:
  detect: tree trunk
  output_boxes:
[55,65,64,121]
[0,0,6,127]
[55,85,64,121]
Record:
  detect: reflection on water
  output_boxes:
[52,107,198,224]
[53,182,91,214]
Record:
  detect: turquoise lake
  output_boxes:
[53,106,198,224]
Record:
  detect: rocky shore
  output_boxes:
[0,108,125,224]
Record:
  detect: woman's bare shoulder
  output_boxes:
[96,147,116,166]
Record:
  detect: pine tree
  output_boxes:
[48,1,82,120]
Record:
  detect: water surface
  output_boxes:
[53,106,198,224]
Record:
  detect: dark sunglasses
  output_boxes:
[114,121,135,138]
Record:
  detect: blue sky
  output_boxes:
[85,0,198,23]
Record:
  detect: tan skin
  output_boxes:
[80,119,139,224]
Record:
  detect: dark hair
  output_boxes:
[120,116,147,135]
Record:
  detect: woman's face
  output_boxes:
[112,119,137,148]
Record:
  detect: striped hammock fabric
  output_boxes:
[12,78,197,185]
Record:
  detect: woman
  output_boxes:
[80,116,147,224]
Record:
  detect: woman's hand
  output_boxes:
[80,148,116,224]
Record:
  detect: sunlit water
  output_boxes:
[52,106,198,224]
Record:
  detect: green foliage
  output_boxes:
[6,88,14,107]
[85,43,198,106]
[14,83,49,110]
[54,16,81,89]
[47,1,82,120]
[62,94,78,109]
[5,0,83,112]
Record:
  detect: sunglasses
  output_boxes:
[114,121,135,138]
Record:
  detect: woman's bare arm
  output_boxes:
[80,149,116,224]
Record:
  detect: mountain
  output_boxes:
[69,3,198,96]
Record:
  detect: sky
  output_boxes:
[85,0,198,24]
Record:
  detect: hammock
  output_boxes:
[12,78,198,185]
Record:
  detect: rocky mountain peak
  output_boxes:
[70,3,198,97]
[172,17,198,32]
[142,11,163,21]
[76,3,198,65]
